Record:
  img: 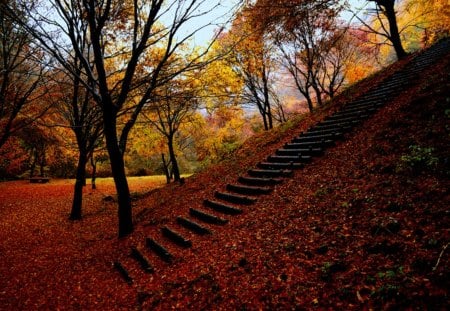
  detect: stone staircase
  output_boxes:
[114,39,450,284]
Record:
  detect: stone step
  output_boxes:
[371,82,404,90]
[275,147,323,156]
[349,96,384,105]
[312,122,355,132]
[257,162,304,170]
[379,81,406,90]
[378,79,406,87]
[162,226,192,248]
[146,237,174,263]
[338,105,377,115]
[113,261,133,284]
[296,131,343,141]
[176,216,212,235]
[237,176,283,186]
[284,140,334,149]
[130,247,154,273]
[344,101,383,111]
[189,208,229,225]
[291,135,340,144]
[248,168,293,178]
[214,191,256,205]
[358,92,387,101]
[204,199,244,215]
[267,154,312,163]
[326,110,371,120]
[320,115,366,125]
[305,126,352,135]
[226,183,273,195]
[317,118,362,128]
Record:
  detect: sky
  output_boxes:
[188,0,368,47]
[167,0,241,47]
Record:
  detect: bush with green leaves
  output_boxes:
[399,145,438,173]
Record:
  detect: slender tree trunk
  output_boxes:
[262,113,269,131]
[90,154,97,190]
[168,135,181,182]
[29,149,37,178]
[267,108,273,130]
[262,68,273,130]
[329,85,335,99]
[381,0,407,60]
[305,93,314,112]
[312,82,323,107]
[161,153,171,184]
[103,111,133,237]
[39,152,46,176]
[70,152,87,220]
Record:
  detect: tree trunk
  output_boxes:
[262,68,273,130]
[305,93,314,112]
[312,82,323,107]
[262,112,269,131]
[161,153,171,184]
[39,152,46,176]
[29,149,37,178]
[90,154,96,190]
[381,0,407,60]
[70,152,87,220]
[168,135,181,182]
[103,112,133,237]
[267,111,273,130]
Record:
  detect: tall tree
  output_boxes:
[371,0,407,59]
[47,12,103,220]
[245,0,345,111]
[53,70,103,220]
[18,123,59,178]
[5,0,231,236]
[316,28,356,99]
[142,77,199,183]
[356,0,407,60]
[219,10,281,130]
[0,1,50,149]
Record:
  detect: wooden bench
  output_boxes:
[29,177,50,183]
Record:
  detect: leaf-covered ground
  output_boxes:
[0,52,449,309]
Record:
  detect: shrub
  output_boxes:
[399,145,438,173]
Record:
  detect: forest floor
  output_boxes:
[0,51,449,310]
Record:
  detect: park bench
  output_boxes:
[29,177,50,183]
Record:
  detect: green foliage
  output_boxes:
[321,262,333,274]
[398,145,438,173]
[370,266,405,301]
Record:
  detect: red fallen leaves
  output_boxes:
[1,55,450,309]
[0,178,163,310]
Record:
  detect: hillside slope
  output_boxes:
[118,44,450,309]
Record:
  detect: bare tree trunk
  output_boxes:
[39,152,46,176]
[262,112,269,131]
[168,135,181,182]
[383,0,407,60]
[103,112,133,237]
[267,111,273,129]
[161,153,171,184]
[305,93,314,112]
[29,149,37,178]
[262,69,273,130]
[70,152,87,220]
[312,81,323,107]
[90,154,97,190]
